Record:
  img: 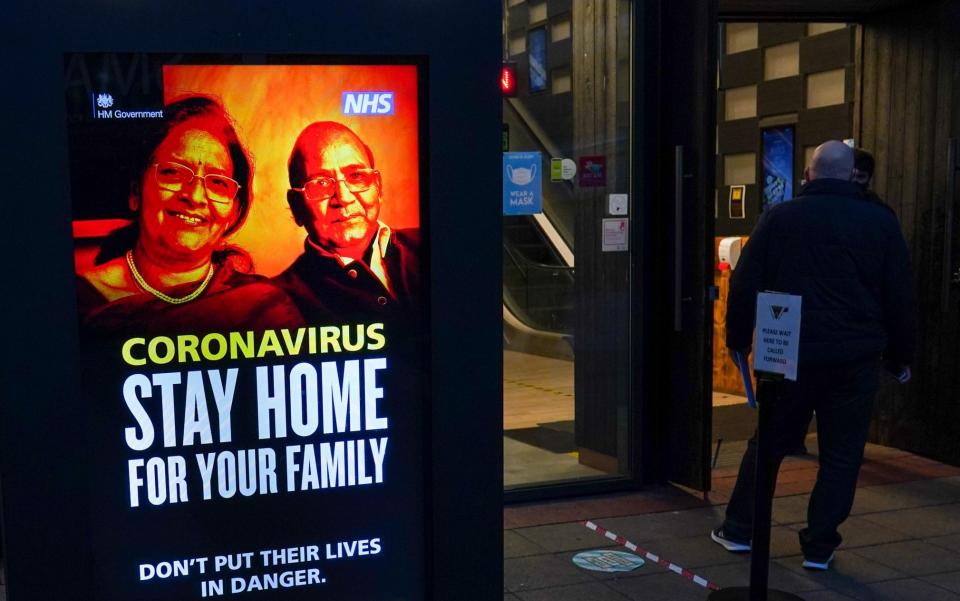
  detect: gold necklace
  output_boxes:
[126,250,214,305]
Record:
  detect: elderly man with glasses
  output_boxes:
[276,121,420,321]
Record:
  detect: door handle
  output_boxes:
[674,145,684,332]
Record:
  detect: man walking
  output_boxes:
[711,141,916,570]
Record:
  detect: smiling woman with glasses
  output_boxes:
[75,95,303,334]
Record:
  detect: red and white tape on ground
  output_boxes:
[582,520,722,591]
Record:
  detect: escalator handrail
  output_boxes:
[503,240,574,273]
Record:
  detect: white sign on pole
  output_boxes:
[753,291,802,380]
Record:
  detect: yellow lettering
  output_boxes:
[201,333,227,361]
[122,337,146,366]
[366,323,385,350]
[257,330,283,357]
[147,336,175,364]
[177,335,200,363]
[342,324,364,352]
[319,326,341,353]
[281,328,306,355]
[230,331,255,360]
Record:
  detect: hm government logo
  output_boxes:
[770,305,789,320]
[92,92,163,121]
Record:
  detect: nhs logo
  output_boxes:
[342,91,395,116]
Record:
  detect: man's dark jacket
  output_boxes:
[726,179,915,366]
[275,228,420,322]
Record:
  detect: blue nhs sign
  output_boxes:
[342,91,395,115]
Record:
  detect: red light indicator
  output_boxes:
[501,62,517,96]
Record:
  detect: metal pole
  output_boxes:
[708,374,801,601]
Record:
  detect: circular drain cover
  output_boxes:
[572,549,645,573]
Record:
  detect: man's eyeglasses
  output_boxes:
[290,169,380,201]
[153,162,241,205]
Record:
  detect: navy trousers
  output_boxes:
[721,357,881,561]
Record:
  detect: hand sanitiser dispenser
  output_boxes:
[718,237,743,271]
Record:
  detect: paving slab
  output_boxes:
[505,530,548,558]
[697,560,825,594]
[594,506,727,543]
[638,532,752,569]
[843,577,960,600]
[923,571,960,595]
[850,540,960,576]
[772,494,811,525]
[605,571,716,601]
[797,590,858,600]
[859,503,960,538]
[781,514,915,548]
[513,522,617,553]
[769,525,803,557]
[504,554,594,592]
[850,478,960,514]
[775,550,906,589]
[929,534,960,554]
[515,581,630,601]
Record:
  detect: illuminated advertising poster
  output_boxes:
[761,126,794,210]
[64,54,426,600]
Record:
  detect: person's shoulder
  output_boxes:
[271,252,319,294]
[392,227,420,249]
[78,256,133,300]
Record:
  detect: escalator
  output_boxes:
[502,99,577,359]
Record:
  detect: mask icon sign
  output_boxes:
[503,151,543,215]
[506,164,537,186]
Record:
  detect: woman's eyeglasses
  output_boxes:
[153,161,241,205]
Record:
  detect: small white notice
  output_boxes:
[602,218,629,252]
[753,291,802,380]
[608,193,628,215]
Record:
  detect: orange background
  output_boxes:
[163,64,420,276]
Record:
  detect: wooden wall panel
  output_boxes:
[573,0,631,465]
[859,0,960,464]
[721,49,762,89]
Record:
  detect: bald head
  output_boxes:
[288,121,375,185]
[286,121,383,255]
[807,141,854,181]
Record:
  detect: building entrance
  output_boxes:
[710,0,960,487]
[501,0,636,496]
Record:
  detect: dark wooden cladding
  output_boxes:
[551,38,573,69]
[548,0,573,16]
[508,5,529,33]
[758,22,805,46]
[800,27,854,73]
[719,118,761,154]
[758,75,802,116]
[720,0,914,19]
[858,0,960,465]
[796,104,853,145]
[721,49,763,88]
[572,0,631,464]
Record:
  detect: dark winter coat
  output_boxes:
[726,178,915,366]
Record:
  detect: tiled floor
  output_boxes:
[505,443,960,600]
[504,350,617,487]
[503,349,755,488]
